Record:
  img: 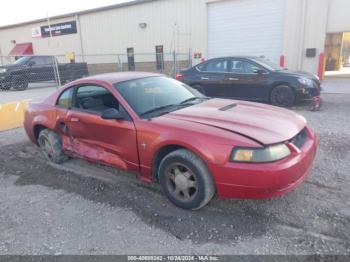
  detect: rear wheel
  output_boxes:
[12,76,28,91]
[270,85,295,107]
[38,129,68,164]
[192,84,206,95]
[158,149,215,210]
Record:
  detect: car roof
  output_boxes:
[82,72,163,84]
[208,56,260,60]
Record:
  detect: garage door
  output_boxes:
[208,0,285,63]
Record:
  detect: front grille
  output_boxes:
[290,128,307,149]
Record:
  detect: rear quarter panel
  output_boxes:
[24,101,58,144]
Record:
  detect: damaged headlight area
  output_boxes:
[298,77,313,86]
[231,143,291,163]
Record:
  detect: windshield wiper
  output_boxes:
[139,104,176,117]
[140,97,211,118]
[179,97,200,104]
[179,96,210,105]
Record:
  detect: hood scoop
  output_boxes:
[219,103,237,111]
[165,98,306,145]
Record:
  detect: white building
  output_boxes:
[0,0,349,75]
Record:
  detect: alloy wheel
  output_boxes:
[164,163,198,203]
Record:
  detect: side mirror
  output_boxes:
[254,69,267,75]
[101,108,125,120]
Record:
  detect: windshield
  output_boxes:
[115,76,206,118]
[14,56,31,65]
[252,57,284,71]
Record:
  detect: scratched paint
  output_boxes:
[62,136,128,170]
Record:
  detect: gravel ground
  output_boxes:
[0,93,349,255]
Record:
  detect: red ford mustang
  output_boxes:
[24,72,317,210]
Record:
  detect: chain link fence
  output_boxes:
[0,52,191,91]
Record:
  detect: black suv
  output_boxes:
[0,56,88,91]
[177,56,321,107]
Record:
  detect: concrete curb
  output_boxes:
[0,100,30,132]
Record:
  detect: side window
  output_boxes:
[57,88,73,108]
[204,60,228,73]
[244,62,263,74]
[77,85,104,93]
[74,85,120,114]
[230,60,245,73]
[41,56,53,65]
[196,63,206,71]
[31,57,52,65]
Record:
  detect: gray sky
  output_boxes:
[0,0,130,26]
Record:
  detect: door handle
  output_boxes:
[228,78,239,81]
[201,77,209,80]
[70,117,80,123]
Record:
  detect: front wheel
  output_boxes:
[12,77,29,91]
[158,149,215,210]
[0,83,12,91]
[270,85,295,107]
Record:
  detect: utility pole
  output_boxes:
[76,14,85,62]
[46,13,61,87]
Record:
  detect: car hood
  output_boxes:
[164,99,306,145]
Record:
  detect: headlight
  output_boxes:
[231,144,291,163]
[0,68,7,74]
[298,77,313,86]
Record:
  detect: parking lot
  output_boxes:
[0,86,349,255]
[0,83,58,104]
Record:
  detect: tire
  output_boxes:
[0,83,11,91]
[270,85,295,107]
[158,149,215,210]
[192,84,206,95]
[12,76,28,91]
[38,129,68,164]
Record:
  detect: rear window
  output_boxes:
[197,60,228,72]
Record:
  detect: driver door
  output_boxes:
[57,84,139,172]
[224,59,270,100]
[195,58,231,97]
